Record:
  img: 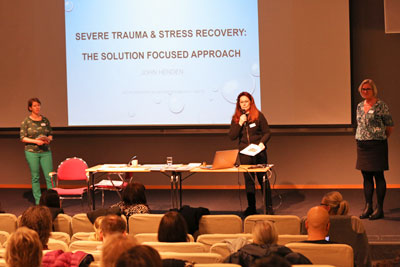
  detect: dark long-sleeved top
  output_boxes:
[228,112,271,150]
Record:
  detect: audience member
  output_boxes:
[99,214,127,242]
[224,220,311,266]
[116,245,162,267]
[302,206,332,243]
[158,211,189,242]
[101,233,137,267]
[39,189,64,221]
[5,226,43,267]
[111,181,150,218]
[19,205,52,249]
[253,254,292,267]
[320,191,350,215]
[88,216,104,241]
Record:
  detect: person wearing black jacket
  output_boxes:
[229,92,272,216]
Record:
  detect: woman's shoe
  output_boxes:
[359,203,373,219]
[369,206,384,220]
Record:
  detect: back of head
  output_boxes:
[100,214,126,239]
[306,206,330,240]
[116,245,162,267]
[158,211,188,242]
[321,191,349,215]
[122,181,147,205]
[101,233,137,267]
[39,189,61,208]
[19,205,52,247]
[252,220,278,245]
[6,226,43,267]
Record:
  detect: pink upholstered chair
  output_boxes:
[50,157,89,208]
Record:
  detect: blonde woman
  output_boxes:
[320,191,349,215]
[6,227,43,267]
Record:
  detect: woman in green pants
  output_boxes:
[20,98,53,204]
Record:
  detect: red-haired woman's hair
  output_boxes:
[232,92,259,123]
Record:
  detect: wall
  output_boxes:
[0,0,399,188]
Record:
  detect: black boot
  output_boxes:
[244,193,257,217]
[360,203,373,219]
[369,205,384,220]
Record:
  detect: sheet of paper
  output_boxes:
[240,144,262,156]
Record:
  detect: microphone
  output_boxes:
[241,109,248,126]
[128,155,137,166]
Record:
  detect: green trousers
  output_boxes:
[24,151,53,204]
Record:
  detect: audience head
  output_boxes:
[116,245,162,267]
[100,214,126,241]
[39,189,61,208]
[305,206,330,241]
[92,216,104,241]
[101,233,138,267]
[122,181,147,205]
[158,211,188,242]
[19,205,52,247]
[321,191,349,215]
[252,220,278,245]
[6,226,43,267]
[254,254,292,267]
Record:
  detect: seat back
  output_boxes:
[196,233,252,250]
[72,213,94,234]
[53,214,73,236]
[0,213,18,233]
[128,214,164,235]
[194,264,241,267]
[286,243,354,267]
[198,215,242,234]
[244,215,300,235]
[277,234,308,245]
[0,231,10,247]
[209,243,232,258]
[56,157,88,181]
[159,252,223,264]
[69,240,102,252]
[50,231,71,245]
[135,233,194,244]
[71,232,94,242]
[143,241,207,253]
[47,238,69,251]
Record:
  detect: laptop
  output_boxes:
[201,149,239,170]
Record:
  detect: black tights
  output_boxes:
[361,171,386,206]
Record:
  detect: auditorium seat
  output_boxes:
[0,213,18,233]
[50,231,71,245]
[71,232,94,242]
[277,234,308,245]
[198,215,242,235]
[134,233,194,244]
[196,233,252,251]
[0,231,9,247]
[53,214,73,236]
[71,213,94,234]
[159,252,223,264]
[47,238,69,251]
[128,214,164,235]
[143,241,207,253]
[69,240,102,252]
[244,215,301,235]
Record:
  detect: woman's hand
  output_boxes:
[258,142,265,150]
[35,139,45,146]
[239,114,247,126]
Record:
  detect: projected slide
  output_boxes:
[64,0,261,126]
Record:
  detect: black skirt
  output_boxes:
[356,139,388,171]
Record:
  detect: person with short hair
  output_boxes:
[5,226,43,267]
[158,211,189,242]
[116,245,162,267]
[99,214,126,242]
[356,79,394,220]
[39,189,64,221]
[20,97,54,205]
[224,220,311,266]
[101,233,137,267]
[302,206,331,243]
[111,181,150,218]
[19,205,52,248]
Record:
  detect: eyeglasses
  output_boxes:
[361,88,372,91]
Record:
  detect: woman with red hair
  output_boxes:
[229,92,272,216]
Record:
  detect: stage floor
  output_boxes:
[2,188,400,241]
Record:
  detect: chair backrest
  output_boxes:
[198,215,242,235]
[47,238,69,251]
[71,232,95,242]
[69,240,102,252]
[286,243,354,267]
[209,243,232,258]
[159,252,223,264]
[0,213,18,233]
[143,241,207,253]
[72,213,94,234]
[50,231,71,245]
[0,231,10,247]
[194,264,242,267]
[277,234,308,245]
[244,215,301,235]
[128,214,164,235]
[196,233,252,250]
[135,233,194,244]
[53,214,73,236]
[0,258,6,267]
[57,157,88,181]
